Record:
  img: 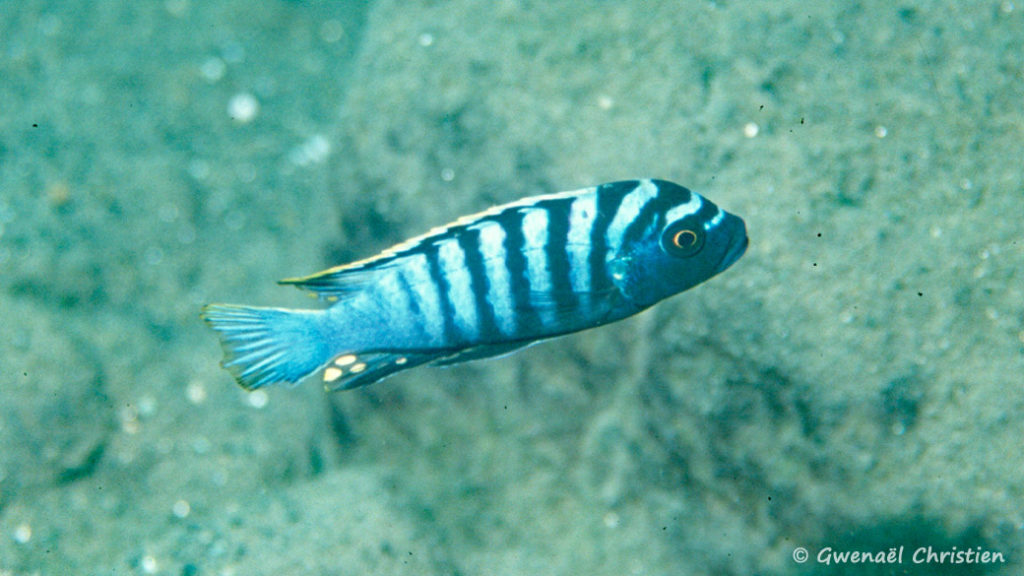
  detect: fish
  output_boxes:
[201,179,748,391]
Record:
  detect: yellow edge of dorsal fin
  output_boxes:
[279,185,595,292]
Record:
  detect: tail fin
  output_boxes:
[200,305,330,390]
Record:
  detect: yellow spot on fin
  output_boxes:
[317,351,445,391]
[334,354,357,366]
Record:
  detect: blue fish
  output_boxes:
[202,179,747,391]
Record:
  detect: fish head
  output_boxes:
[611,187,747,309]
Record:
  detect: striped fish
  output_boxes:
[201,179,747,391]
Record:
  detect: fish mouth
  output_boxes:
[717,232,748,273]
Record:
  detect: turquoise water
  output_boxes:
[2,1,1022,574]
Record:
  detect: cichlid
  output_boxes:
[201,179,747,391]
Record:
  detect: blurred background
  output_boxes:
[1,1,1022,574]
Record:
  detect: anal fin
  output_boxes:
[320,350,443,391]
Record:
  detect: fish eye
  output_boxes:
[660,217,705,257]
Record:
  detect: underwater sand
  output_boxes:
[1,1,1022,574]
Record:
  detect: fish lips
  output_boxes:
[716,216,748,273]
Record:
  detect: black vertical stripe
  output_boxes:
[497,209,536,337]
[457,228,500,342]
[538,198,575,315]
[694,200,720,226]
[620,194,670,250]
[588,181,633,292]
[395,268,429,344]
[423,244,458,346]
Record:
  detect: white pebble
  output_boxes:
[165,0,189,17]
[603,512,620,529]
[138,395,157,417]
[172,500,191,519]
[320,19,344,44]
[200,57,225,82]
[247,389,268,409]
[228,93,259,124]
[289,134,331,167]
[186,381,207,405]
[13,523,32,544]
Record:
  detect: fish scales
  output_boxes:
[202,179,748,391]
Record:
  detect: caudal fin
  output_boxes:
[200,304,329,390]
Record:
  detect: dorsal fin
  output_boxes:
[278,263,391,299]
[277,224,460,298]
[280,186,591,298]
